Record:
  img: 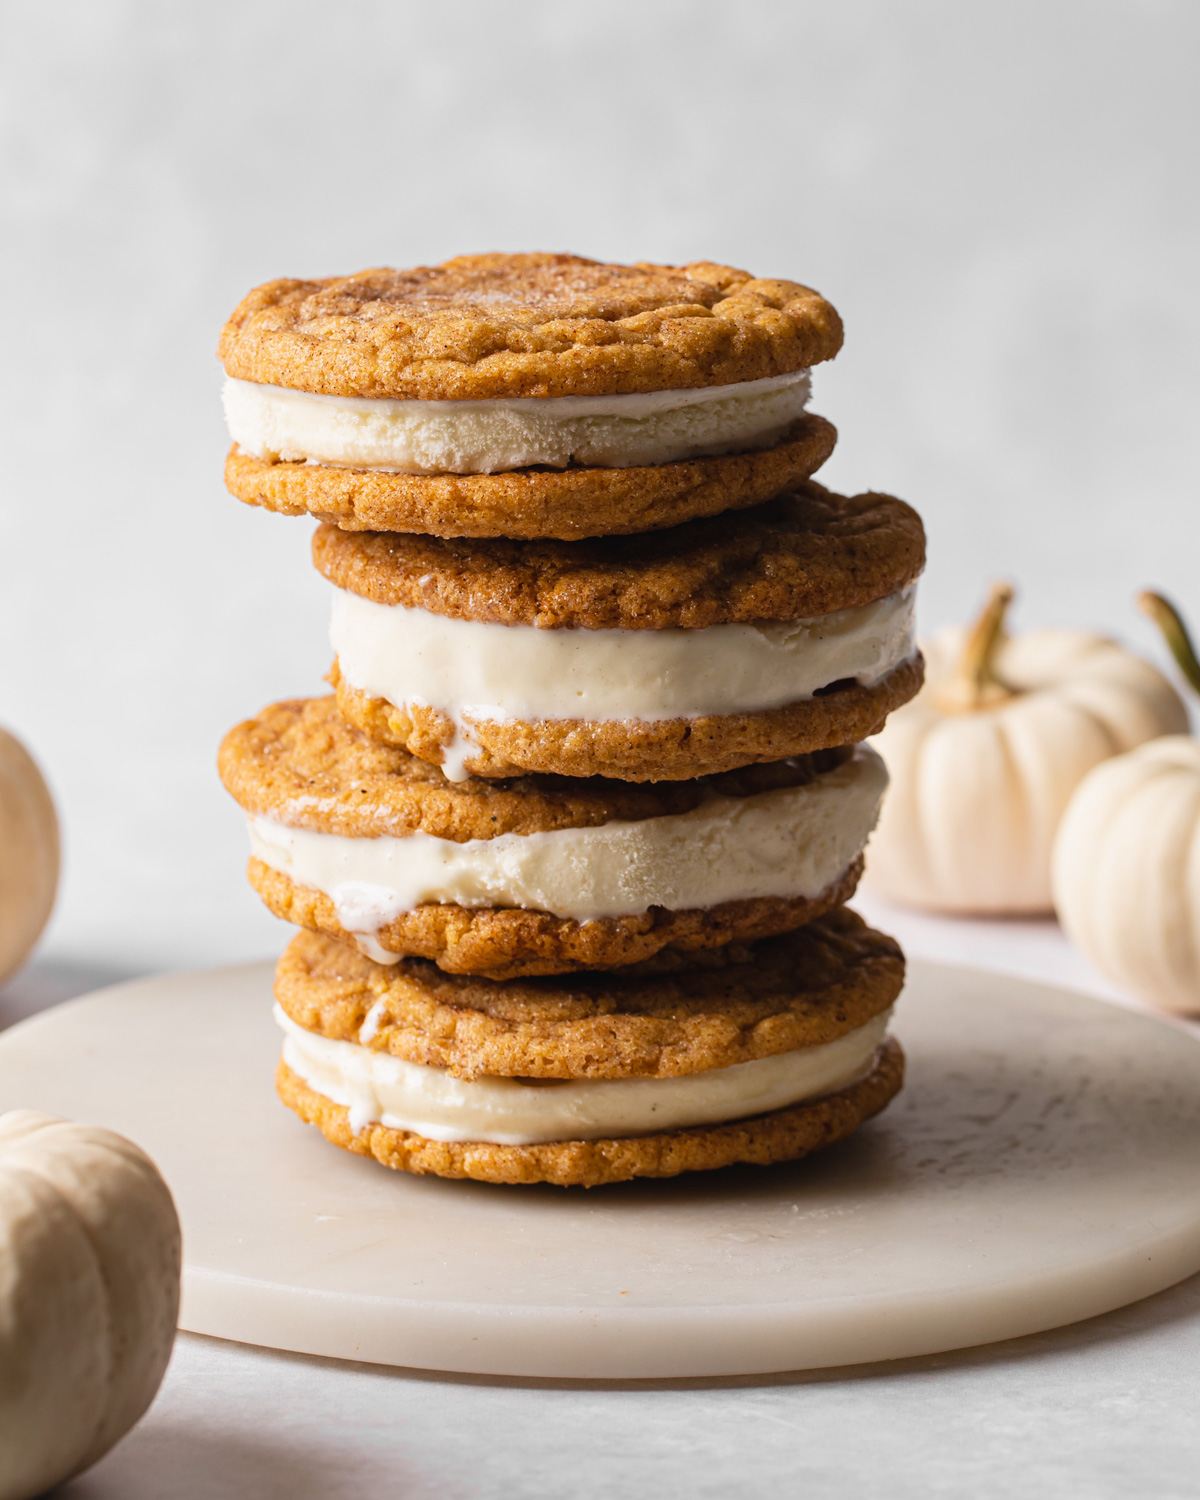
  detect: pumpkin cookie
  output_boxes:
[272,909,905,1187]
[220,696,887,977]
[276,1039,904,1188]
[332,663,922,785]
[219,254,843,537]
[218,254,843,401]
[274,910,904,1078]
[315,482,925,781]
[313,481,924,628]
[222,413,837,541]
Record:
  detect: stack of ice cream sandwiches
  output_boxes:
[217,254,925,1188]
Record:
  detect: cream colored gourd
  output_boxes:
[866,583,1188,914]
[0,1111,181,1500]
[0,728,59,986]
[1053,593,1200,1014]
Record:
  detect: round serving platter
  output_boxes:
[1,957,1198,1378]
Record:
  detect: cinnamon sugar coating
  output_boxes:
[273,908,904,1081]
[218,254,843,400]
[313,481,925,630]
[219,695,850,840]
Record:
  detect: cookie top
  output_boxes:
[218,254,842,401]
[275,907,903,1080]
[220,695,849,842]
[313,481,925,630]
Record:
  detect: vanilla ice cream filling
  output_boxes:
[277,1004,892,1144]
[223,370,812,474]
[248,745,886,956]
[332,586,916,780]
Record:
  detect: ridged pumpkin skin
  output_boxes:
[1053,736,1200,1014]
[0,728,59,985]
[0,1112,181,1500]
[866,627,1187,914]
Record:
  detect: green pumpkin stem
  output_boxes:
[1138,591,1200,697]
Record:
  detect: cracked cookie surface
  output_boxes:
[313,481,925,630]
[219,695,851,841]
[221,696,867,975]
[273,908,904,1081]
[219,254,843,400]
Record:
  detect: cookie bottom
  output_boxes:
[331,655,924,782]
[223,416,836,541]
[275,1037,904,1188]
[248,854,864,979]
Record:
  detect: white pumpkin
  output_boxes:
[1053,737,1200,1013]
[1052,593,1200,1014]
[0,1111,180,1500]
[0,728,59,986]
[866,583,1188,914]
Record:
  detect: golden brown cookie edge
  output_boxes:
[332,654,925,782]
[249,852,864,978]
[218,257,844,399]
[274,1037,903,1188]
[219,694,855,841]
[222,417,836,540]
[312,484,926,630]
[272,907,905,1081]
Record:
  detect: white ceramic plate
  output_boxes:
[2,958,1199,1378]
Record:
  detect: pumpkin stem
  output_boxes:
[1138,590,1200,697]
[942,581,1017,710]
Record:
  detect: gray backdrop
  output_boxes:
[2,0,1196,972]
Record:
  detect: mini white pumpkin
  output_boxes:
[1053,593,1200,1014]
[0,728,59,986]
[866,583,1188,914]
[0,1111,181,1500]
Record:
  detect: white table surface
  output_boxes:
[6,898,1199,1500]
